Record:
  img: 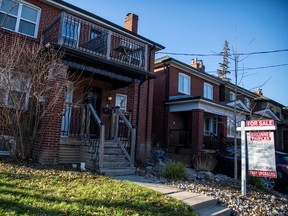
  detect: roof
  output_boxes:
[42,0,165,50]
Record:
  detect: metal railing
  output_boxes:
[61,103,105,167]
[111,107,136,166]
[42,12,147,71]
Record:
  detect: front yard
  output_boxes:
[0,160,194,216]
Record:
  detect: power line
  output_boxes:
[156,48,288,57]
[206,63,288,73]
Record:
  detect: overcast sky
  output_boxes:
[64,0,288,106]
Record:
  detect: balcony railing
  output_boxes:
[42,12,148,71]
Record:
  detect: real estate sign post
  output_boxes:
[237,120,276,196]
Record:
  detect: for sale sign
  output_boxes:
[247,132,277,178]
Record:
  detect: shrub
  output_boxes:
[191,152,217,172]
[162,161,187,180]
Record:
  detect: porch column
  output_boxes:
[191,109,204,152]
[38,64,68,164]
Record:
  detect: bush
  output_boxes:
[162,161,187,180]
[191,152,217,172]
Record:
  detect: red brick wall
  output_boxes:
[191,109,204,152]
[38,64,68,164]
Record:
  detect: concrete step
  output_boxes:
[103,161,130,168]
[104,148,123,154]
[104,141,118,148]
[103,155,128,162]
[100,167,136,176]
[196,205,231,216]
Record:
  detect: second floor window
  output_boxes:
[204,82,213,100]
[178,73,190,95]
[244,97,251,109]
[0,0,40,37]
[229,92,236,101]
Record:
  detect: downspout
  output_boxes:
[135,79,145,160]
[144,46,156,144]
[163,61,170,149]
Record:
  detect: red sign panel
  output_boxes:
[246,119,274,127]
[249,170,277,178]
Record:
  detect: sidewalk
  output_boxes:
[115,175,231,216]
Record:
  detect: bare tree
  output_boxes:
[0,33,65,160]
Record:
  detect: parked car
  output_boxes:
[214,148,288,190]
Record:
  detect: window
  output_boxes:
[0,71,30,109]
[115,94,127,111]
[178,73,190,95]
[204,82,213,100]
[244,97,250,109]
[0,0,40,37]
[229,92,236,101]
[227,118,241,137]
[62,18,79,47]
[0,135,16,156]
[204,117,218,136]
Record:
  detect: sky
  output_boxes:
[64,0,288,106]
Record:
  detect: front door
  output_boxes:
[84,86,102,138]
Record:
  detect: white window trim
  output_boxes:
[178,73,191,95]
[115,94,127,111]
[244,97,251,110]
[0,0,41,38]
[0,70,31,109]
[229,92,236,101]
[204,82,213,100]
[227,118,241,138]
[204,117,218,136]
[0,135,16,156]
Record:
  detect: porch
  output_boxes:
[59,103,136,175]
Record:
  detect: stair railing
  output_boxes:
[111,107,136,166]
[84,103,105,168]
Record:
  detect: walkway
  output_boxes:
[115,175,231,216]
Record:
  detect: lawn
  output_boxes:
[0,160,195,216]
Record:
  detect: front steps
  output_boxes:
[98,140,136,176]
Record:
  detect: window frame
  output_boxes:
[203,82,213,100]
[244,97,251,109]
[204,117,218,136]
[227,118,241,138]
[0,70,31,109]
[115,94,127,111]
[229,91,236,101]
[178,72,191,95]
[0,0,41,38]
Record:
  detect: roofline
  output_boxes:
[41,0,165,50]
[155,56,223,85]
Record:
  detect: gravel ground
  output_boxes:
[136,167,288,216]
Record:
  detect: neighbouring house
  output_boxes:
[0,0,164,175]
[152,56,287,165]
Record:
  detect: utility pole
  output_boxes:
[233,55,239,179]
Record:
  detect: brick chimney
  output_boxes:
[124,13,138,33]
[254,88,263,95]
[191,58,205,72]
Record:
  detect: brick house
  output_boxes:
[152,56,287,165]
[0,0,164,175]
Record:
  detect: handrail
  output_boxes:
[87,103,102,126]
[112,107,136,166]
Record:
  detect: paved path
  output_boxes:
[114,175,231,216]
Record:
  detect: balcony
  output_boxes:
[42,12,148,71]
